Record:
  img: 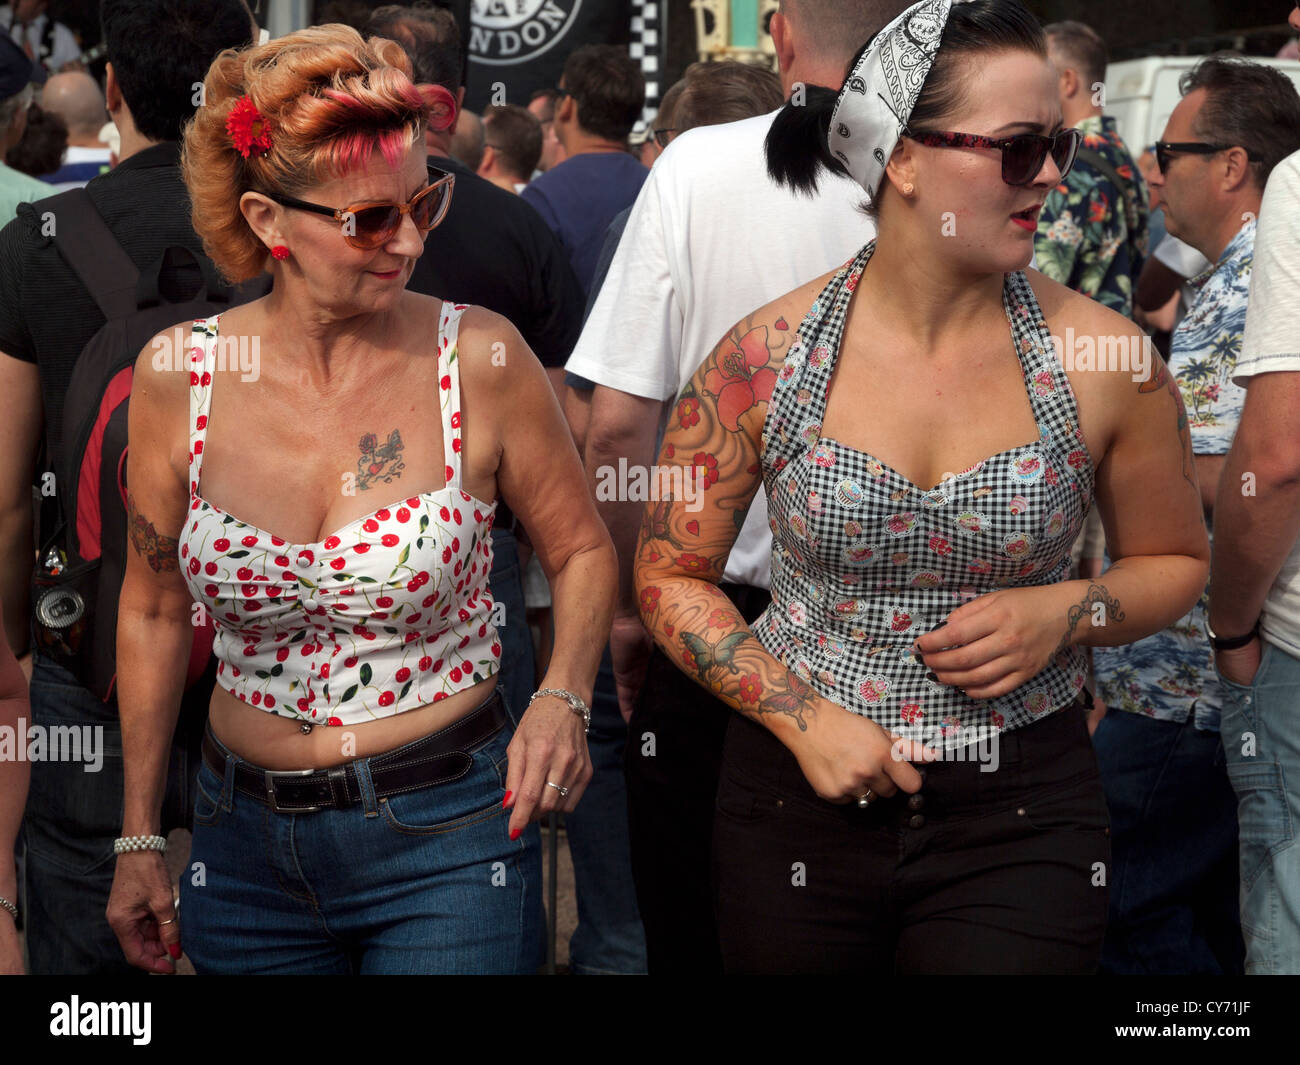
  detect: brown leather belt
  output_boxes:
[201,688,507,814]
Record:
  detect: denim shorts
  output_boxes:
[179,691,543,974]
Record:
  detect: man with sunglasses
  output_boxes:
[1090,54,1300,975]
[1033,20,1149,318]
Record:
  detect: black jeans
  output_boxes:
[624,582,769,974]
[713,701,1111,974]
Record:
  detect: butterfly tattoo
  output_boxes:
[680,630,751,682]
[126,492,180,573]
[757,673,818,732]
[644,498,685,550]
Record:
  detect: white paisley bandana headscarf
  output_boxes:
[829,0,968,202]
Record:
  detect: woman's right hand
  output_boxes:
[107,852,181,973]
[785,696,935,804]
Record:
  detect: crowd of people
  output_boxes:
[0,0,1298,976]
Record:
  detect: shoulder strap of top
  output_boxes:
[806,243,874,418]
[1002,271,1090,464]
[188,315,219,495]
[438,302,469,489]
[760,244,871,465]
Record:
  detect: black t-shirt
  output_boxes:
[0,141,212,451]
[408,155,584,368]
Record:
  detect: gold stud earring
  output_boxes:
[902,182,915,195]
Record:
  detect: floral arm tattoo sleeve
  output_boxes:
[633,310,826,732]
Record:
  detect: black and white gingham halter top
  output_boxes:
[756,241,1093,748]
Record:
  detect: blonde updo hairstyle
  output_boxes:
[182,23,455,283]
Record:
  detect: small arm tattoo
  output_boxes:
[754,672,819,732]
[1139,358,1196,494]
[1054,582,1126,657]
[126,492,180,572]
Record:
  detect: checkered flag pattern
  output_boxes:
[630,0,662,141]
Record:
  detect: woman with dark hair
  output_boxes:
[4,102,68,178]
[634,0,1208,973]
[106,24,615,975]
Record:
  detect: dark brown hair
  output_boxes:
[561,44,645,143]
[767,0,1046,197]
[1180,54,1300,191]
[368,2,465,93]
[483,103,542,180]
[674,61,784,134]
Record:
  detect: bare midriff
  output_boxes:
[207,674,499,770]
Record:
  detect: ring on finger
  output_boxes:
[546,780,570,798]
[856,789,876,808]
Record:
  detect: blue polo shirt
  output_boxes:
[521,150,647,297]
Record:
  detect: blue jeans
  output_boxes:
[21,652,201,975]
[1093,711,1243,973]
[563,650,647,973]
[1218,640,1300,974]
[180,699,543,974]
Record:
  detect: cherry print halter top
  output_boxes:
[179,303,501,726]
[757,241,1094,749]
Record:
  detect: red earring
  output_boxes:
[271,245,289,261]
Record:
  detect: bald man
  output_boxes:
[40,70,110,188]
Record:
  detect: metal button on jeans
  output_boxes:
[907,793,925,811]
[908,814,926,829]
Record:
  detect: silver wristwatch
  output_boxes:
[528,687,591,733]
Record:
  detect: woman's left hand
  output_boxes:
[914,585,1074,701]
[502,693,592,839]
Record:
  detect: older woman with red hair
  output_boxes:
[105,24,615,975]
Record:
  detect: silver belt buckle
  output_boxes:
[264,768,323,813]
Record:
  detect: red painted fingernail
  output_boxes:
[502,790,512,807]
[168,943,182,960]
[510,827,521,841]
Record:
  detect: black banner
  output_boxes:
[463,0,632,111]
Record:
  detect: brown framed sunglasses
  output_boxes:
[265,164,455,250]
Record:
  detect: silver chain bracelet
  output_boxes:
[0,895,17,923]
[528,687,591,733]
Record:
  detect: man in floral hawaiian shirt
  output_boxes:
[1091,55,1300,974]
[1034,21,1148,317]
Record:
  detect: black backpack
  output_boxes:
[30,187,265,704]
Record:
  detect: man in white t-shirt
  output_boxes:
[565,0,905,971]
[1210,141,1300,973]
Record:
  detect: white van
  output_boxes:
[1104,56,1300,155]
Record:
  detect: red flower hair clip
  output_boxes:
[226,95,273,159]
